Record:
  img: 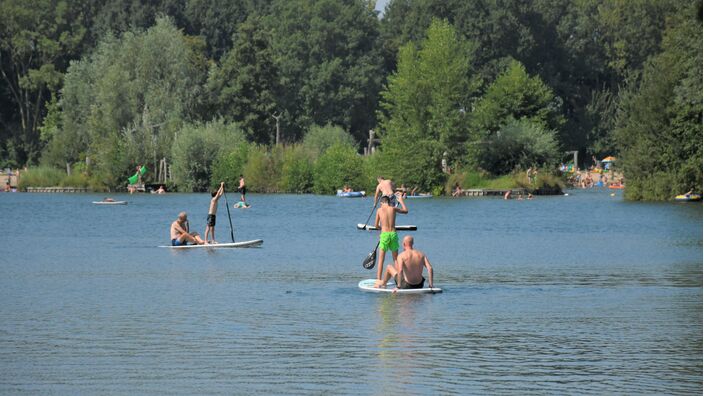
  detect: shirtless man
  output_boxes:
[204,182,224,244]
[375,235,434,291]
[374,192,408,280]
[170,212,205,246]
[238,175,247,202]
[373,176,396,207]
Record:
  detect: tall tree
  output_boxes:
[614,2,702,200]
[378,18,475,189]
[0,0,92,165]
[265,0,384,142]
[208,15,280,144]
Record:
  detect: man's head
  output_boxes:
[403,235,414,248]
[240,174,243,178]
[380,195,390,205]
[377,176,384,182]
[178,212,187,221]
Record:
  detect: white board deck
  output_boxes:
[404,194,432,199]
[92,201,127,205]
[358,279,441,294]
[159,239,263,249]
[357,224,417,231]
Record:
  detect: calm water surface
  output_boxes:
[0,189,701,394]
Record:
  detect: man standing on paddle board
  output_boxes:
[204,182,225,244]
[170,212,205,246]
[374,193,408,280]
[373,176,396,207]
[238,175,247,203]
[375,235,434,291]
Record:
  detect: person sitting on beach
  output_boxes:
[527,193,534,200]
[373,176,396,207]
[452,182,462,197]
[5,182,11,192]
[204,182,224,244]
[156,185,166,194]
[170,212,205,246]
[375,235,434,291]
[374,193,408,281]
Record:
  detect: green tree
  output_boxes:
[377,18,474,189]
[301,123,356,159]
[265,0,384,142]
[208,15,280,144]
[171,119,245,192]
[43,17,208,186]
[476,119,560,175]
[313,143,364,194]
[614,3,702,200]
[0,0,92,164]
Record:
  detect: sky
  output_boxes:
[375,0,390,16]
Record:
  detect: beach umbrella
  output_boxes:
[601,156,616,162]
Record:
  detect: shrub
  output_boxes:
[475,119,560,175]
[212,142,250,190]
[313,143,365,194]
[302,124,357,159]
[171,119,244,192]
[280,145,313,193]
[18,166,66,189]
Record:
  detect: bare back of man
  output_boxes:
[373,177,396,207]
[375,235,433,290]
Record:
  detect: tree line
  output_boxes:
[1,0,700,199]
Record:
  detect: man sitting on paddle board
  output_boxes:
[375,235,434,291]
[204,182,225,244]
[170,212,205,246]
[373,176,397,207]
[374,193,408,280]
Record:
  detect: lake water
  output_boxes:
[0,189,701,394]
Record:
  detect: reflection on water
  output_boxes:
[0,189,701,394]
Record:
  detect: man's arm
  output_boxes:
[217,182,225,197]
[395,193,408,214]
[373,185,380,206]
[424,255,433,288]
[374,210,381,230]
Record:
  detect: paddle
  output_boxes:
[362,241,380,269]
[223,186,235,243]
[361,196,379,230]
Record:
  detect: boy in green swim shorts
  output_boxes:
[374,193,408,280]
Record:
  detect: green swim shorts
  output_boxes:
[379,231,399,251]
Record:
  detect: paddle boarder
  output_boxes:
[170,212,205,246]
[204,182,225,244]
[373,176,397,207]
[374,192,408,280]
[375,235,434,291]
[238,175,247,202]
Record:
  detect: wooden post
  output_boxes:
[272,112,282,145]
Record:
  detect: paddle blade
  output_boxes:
[362,249,376,269]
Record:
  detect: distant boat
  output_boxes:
[337,190,365,198]
[675,194,701,202]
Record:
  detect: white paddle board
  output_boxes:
[357,224,417,231]
[93,201,127,205]
[159,239,263,249]
[358,279,441,294]
[404,194,432,199]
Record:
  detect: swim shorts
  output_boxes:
[382,193,398,207]
[171,238,186,246]
[207,214,216,227]
[379,231,399,251]
[396,276,425,289]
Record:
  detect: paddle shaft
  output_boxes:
[362,196,379,229]
[223,189,235,243]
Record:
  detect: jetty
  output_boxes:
[459,187,562,197]
[26,187,89,193]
